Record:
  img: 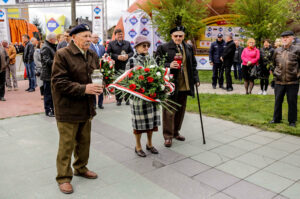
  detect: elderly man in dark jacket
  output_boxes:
[270,31,300,127]
[22,34,36,92]
[107,28,134,105]
[156,26,200,147]
[52,24,103,194]
[209,33,225,89]
[0,45,9,101]
[233,40,243,81]
[221,35,236,91]
[41,33,57,117]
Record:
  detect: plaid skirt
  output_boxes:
[130,100,161,132]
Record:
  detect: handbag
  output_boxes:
[249,65,261,78]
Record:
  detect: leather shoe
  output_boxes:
[135,148,146,157]
[289,122,296,127]
[46,111,55,117]
[0,97,6,101]
[59,183,73,194]
[98,106,104,109]
[25,88,30,91]
[116,101,121,106]
[269,120,281,124]
[175,135,185,141]
[28,88,35,92]
[74,170,98,179]
[212,85,216,89]
[227,88,233,92]
[164,139,172,147]
[146,145,159,154]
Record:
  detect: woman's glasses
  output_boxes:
[142,44,150,48]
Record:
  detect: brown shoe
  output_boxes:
[164,139,172,147]
[175,135,185,141]
[74,170,98,179]
[135,147,147,157]
[59,183,73,194]
[146,145,159,154]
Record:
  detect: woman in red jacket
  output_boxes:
[241,38,260,94]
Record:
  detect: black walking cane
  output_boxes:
[195,85,206,144]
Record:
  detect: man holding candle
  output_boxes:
[52,24,103,194]
[156,20,200,148]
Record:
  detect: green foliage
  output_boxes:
[145,0,209,41]
[32,16,43,34]
[229,0,299,47]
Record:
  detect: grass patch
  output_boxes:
[187,94,300,136]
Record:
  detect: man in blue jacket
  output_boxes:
[90,33,106,109]
[209,33,225,89]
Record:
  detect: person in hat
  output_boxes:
[125,35,160,157]
[156,23,200,148]
[270,31,300,127]
[107,28,134,106]
[52,24,103,194]
[209,33,226,89]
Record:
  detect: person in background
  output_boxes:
[221,35,236,91]
[107,28,134,106]
[270,31,300,127]
[0,44,9,101]
[232,40,243,81]
[14,42,20,54]
[209,33,225,89]
[258,39,274,95]
[241,38,260,94]
[18,42,24,54]
[90,33,106,109]
[34,40,44,98]
[57,34,64,44]
[22,35,36,92]
[57,29,72,50]
[2,40,18,91]
[41,33,57,117]
[271,38,283,89]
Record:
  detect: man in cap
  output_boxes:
[270,31,300,127]
[52,24,103,194]
[209,33,226,89]
[107,28,134,106]
[156,25,200,147]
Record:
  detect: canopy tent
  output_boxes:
[9,18,39,44]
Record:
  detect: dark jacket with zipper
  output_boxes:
[155,40,200,97]
[51,41,99,122]
[41,40,57,81]
[22,41,35,64]
[209,39,225,64]
[222,40,236,67]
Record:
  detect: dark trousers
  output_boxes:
[56,120,91,184]
[273,84,299,123]
[212,63,224,87]
[233,62,242,80]
[93,94,104,107]
[43,81,54,114]
[0,71,6,98]
[25,62,36,89]
[225,65,233,89]
[260,79,269,91]
[163,92,187,139]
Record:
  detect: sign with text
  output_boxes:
[92,5,104,44]
[0,9,11,42]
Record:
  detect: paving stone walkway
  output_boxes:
[1,104,300,199]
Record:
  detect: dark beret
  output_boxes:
[170,26,185,34]
[280,31,294,37]
[69,24,91,36]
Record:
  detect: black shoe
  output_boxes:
[212,85,216,89]
[146,145,159,154]
[219,85,224,89]
[135,148,146,157]
[227,88,233,92]
[98,106,104,109]
[126,101,130,105]
[269,120,281,124]
[28,88,35,92]
[46,111,55,117]
[289,123,296,127]
[25,88,30,91]
[117,101,121,106]
[0,97,6,101]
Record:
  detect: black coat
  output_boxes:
[222,40,236,67]
[234,46,244,64]
[41,40,57,81]
[23,41,35,64]
[107,40,134,71]
[209,39,225,64]
[155,40,200,97]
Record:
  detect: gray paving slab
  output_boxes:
[210,192,234,199]
[169,158,211,177]
[216,160,259,179]
[281,182,300,199]
[263,161,300,181]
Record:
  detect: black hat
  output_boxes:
[69,24,91,36]
[170,15,185,34]
[217,33,223,38]
[280,31,294,37]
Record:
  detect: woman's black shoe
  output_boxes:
[146,145,159,154]
[135,148,146,157]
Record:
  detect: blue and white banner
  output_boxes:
[0,8,11,42]
[92,5,104,44]
[0,0,16,5]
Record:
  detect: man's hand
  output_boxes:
[170,61,179,69]
[220,57,223,62]
[117,55,125,61]
[85,84,103,95]
[123,54,129,61]
[195,82,200,87]
[210,62,213,66]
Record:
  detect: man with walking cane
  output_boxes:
[156,17,202,147]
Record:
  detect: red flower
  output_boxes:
[129,84,136,91]
[109,88,114,92]
[144,68,150,72]
[137,66,143,70]
[105,76,109,79]
[138,75,144,80]
[138,88,145,93]
[150,93,157,98]
[147,76,154,83]
[128,72,134,78]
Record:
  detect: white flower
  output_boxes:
[156,72,161,77]
[108,71,111,74]
[101,69,104,72]
[161,84,165,90]
[165,76,170,81]
[149,65,156,68]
